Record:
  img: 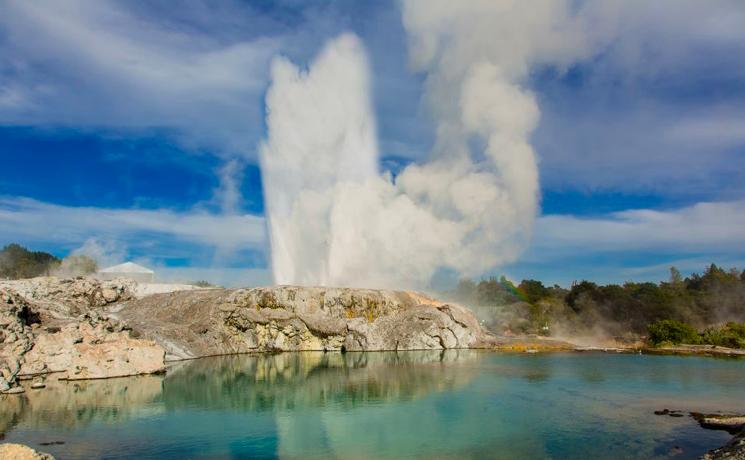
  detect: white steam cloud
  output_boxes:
[260,1,599,289]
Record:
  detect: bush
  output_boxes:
[701,322,745,349]
[647,319,701,346]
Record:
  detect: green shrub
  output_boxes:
[701,322,745,349]
[647,319,701,346]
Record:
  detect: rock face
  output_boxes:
[0,443,55,460]
[114,286,490,360]
[1,277,165,391]
[2,278,490,382]
[20,323,165,381]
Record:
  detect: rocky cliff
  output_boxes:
[1,277,491,391]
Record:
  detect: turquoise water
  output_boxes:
[2,351,744,459]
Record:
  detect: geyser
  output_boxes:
[259,30,539,289]
[261,0,601,289]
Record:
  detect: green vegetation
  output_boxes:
[700,322,745,349]
[450,264,745,347]
[0,243,98,279]
[190,280,217,288]
[647,319,701,346]
[0,243,60,278]
[647,319,745,348]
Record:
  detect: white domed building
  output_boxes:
[96,262,155,283]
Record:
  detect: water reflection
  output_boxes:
[1,351,480,443]
[162,350,479,412]
[1,375,164,434]
[2,352,743,460]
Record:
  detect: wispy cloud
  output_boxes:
[505,200,745,285]
[535,200,745,252]
[0,196,266,253]
[0,0,280,155]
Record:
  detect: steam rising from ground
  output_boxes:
[261,1,597,289]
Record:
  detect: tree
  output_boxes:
[565,281,599,312]
[518,279,547,304]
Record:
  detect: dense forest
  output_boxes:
[447,264,745,348]
[0,243,97,279]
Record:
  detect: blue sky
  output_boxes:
[1,0,745,287]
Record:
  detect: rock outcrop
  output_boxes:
[0,277,135,319]
[694,413,745,459]
[2,278,491,384]
[0,443,55,460]
[1,277,165,392]
[701,430,745,460]
[114,286,491,360]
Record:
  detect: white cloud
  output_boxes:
[500,199,745,285]
[664,114,745,148]
[535,200,745,253]
[531,0,745,195]
[0,0,279,155]
[0,196,266,251]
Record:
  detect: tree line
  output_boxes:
[448,264,745,348]
[0,243,97,279]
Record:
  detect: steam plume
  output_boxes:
[261,2,595,289]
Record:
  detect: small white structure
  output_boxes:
[97,262,155,283]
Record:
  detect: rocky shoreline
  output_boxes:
[2,276,742,394]
[2,276,743,458]
[0,443,55,459]
[654,410,745,459]
[1,276,498,393]
[693,413,745,460]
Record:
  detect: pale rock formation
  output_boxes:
[0,443,55,460]
[2,278,490,382]
[0,276,136,319]
[115,286,490,360]
[1,277,165,391]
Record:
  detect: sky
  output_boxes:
[1,0,745,288]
